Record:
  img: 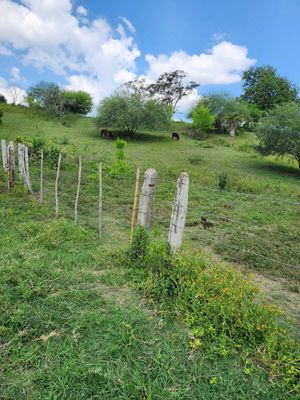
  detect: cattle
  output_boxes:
[171,132,180,140]
[100,129,114,139]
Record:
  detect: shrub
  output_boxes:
[107,138,132,178]
[63,90,93,115]
[217,171,228,190]
[190,103,215,138]
[125,235,300,390]
[0,94,7,103]
[16,135,60,165]
[0,109,3,125]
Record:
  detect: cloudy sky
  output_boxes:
[0,0,299,114]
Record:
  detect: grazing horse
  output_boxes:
[171,132,180,140]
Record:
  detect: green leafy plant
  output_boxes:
[217,171,228,190]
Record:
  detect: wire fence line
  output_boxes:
[1,142,299,278]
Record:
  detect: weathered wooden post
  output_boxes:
[137,168,157,229]
[24,146,33,194]
[130,167,140,240]
[17,143,33,194]
[55,153,62,217]
[7,142,15,188]
[168,172,189,253]
[74,156,82,225]
[98,162,103,239]
[1,139,7,170]
[40,149,44,203]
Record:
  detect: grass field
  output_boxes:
[0,106,299,398]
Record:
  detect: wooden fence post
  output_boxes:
[98,162,103,239]
[168,172,189,253]
[137,168,157,229]
[55,153,62,217]
[17,143,33,194]
[7,142,15,188]
[74,156,82,225]
[1,139,7,170]
[130,167,140,240]
[40,149,43,203]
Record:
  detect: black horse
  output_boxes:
[171,132,180,140]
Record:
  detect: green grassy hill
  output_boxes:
[0,106,299,398]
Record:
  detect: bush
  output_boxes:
[0,109,3,125]
[0,94,7,103]
[16,136,60,165]
[217,171,228,190]
[125,232,300,391]
[107,138,132,178]
[190,103,215,138]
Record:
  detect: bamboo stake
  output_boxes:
[55,153,62,217]
[40,149,43,203]
[74,156,82,225]
[130,167,140,241]
[98,162,103,239]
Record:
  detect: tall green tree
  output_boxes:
[27,81,64,117]
[241,66,299,111]
[96,91,172,135]
[258,102,300,168]
[63,91,93,115]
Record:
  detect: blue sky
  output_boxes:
[0,0,299,112]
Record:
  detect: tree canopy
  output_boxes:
[258,102,300,168]
[27,82,93,117]
[96,90,172,135]
[241,66,299,111]
[0,94,7,104]
[126,70,199,112]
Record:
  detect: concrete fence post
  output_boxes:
[168,172,189,253]
[7,141,15,188]
[1,139,7,170]
[137,168,157,229]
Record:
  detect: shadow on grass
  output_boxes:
[247,157,300,178]
[90,129,171,143]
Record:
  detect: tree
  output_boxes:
[63,90,93,115]
[241,66,299,111]
[195,93,252,137]
[96,91,172,135]
[27,81,64,117]
[258,102,300,168]
[189,103,215,137]
[8,83,23,105]
[201,92,230,133]
[127,70,199,112]
[0,94,7,103]
[221,99,251,137]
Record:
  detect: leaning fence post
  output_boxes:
[1,139,7,170]
[40,149,43,203]
[98,162,103,239]
[7,142,15,188]
[18,143,25,178]
[55,153,62,217]
[137,168,157,229]
[168,172,189,253]
[130,167,140,240]
[74,156,82,225]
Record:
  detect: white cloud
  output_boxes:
[119,17,136,33]
[211,32,229,42]
[10,66,21,81]
[0,76,26,104]
[76,6,88,16]
[0,0,140,107]
[145,41,256,85]
[0,45,13,56]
